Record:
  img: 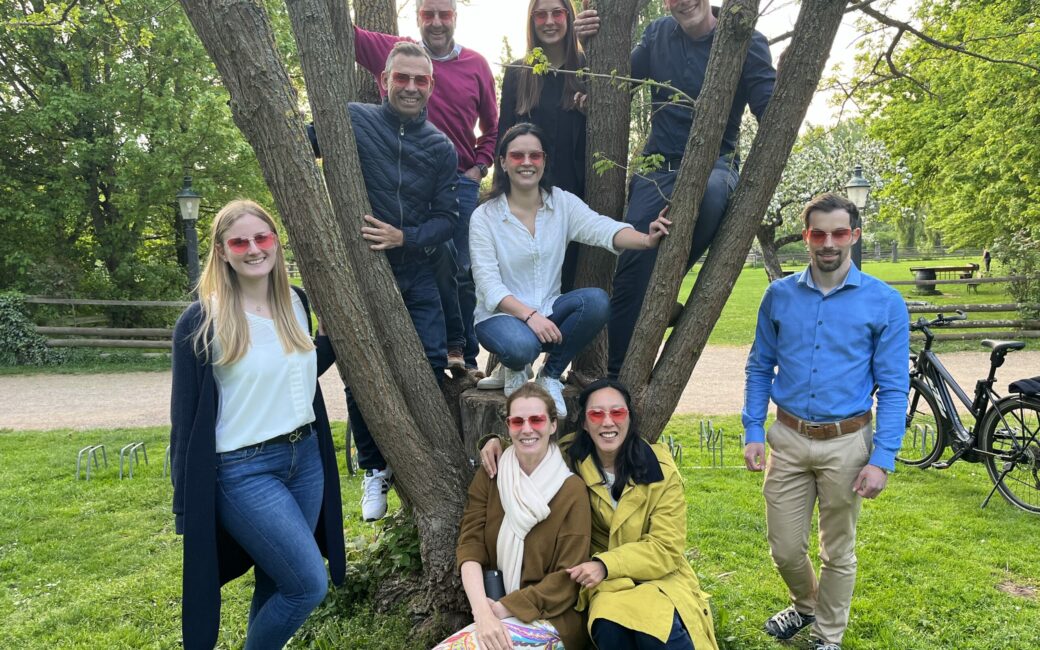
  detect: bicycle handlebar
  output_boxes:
[911,310,967,331]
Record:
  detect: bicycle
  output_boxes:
[898,310,1040,513]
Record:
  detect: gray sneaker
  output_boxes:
[503,366,529,397]
[477,364,533,390]
[764,606,815,641]
[535,373,567,419]
[811,639,841,650]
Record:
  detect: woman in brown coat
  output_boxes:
[434,383,592,650]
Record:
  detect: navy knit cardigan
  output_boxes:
[169,287,345,649]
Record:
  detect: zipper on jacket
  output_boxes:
[397,124,405,238]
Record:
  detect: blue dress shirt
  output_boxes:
[742,265,910,471]
[631,14,775,161]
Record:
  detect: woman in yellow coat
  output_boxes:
[563,378,719,650]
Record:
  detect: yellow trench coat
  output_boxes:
[576,442,719,649]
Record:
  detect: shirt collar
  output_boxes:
[798,262,862,293]
[424,41,462,61]
[495,189,555,221]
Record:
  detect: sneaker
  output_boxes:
[535,373,568,419]
[763,606,815,641]
[811,640,841,650]
[503,366,529,397]
[477,364,505,390]
[361,467,393,521]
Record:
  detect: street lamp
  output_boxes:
[845,164,871,269]
[176,175,203,295]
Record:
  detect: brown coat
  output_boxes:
[456,469,592,650]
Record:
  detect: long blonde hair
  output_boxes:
[192,200,314,365]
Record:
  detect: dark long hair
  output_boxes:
[567,378,655,501]
[482,122,554,203]
[516,0,586,114]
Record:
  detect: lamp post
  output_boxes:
[176,175,203,296]
[845,164,871,269]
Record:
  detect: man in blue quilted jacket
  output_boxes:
[310,41,459,521]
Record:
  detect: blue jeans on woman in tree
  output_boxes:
[215,429,327,650]
[475,287,610,379]
[592,610,694,649]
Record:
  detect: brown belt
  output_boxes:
[776,408,872,440]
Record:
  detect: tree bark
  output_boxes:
[757,225,802,281]
[620,0,761,394]
[638,0,852,440]
[353,0,398,104]
[570,0,645,380]
[178,0,470,627]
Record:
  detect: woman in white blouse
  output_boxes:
[470,123,670,418]
[169,200,343,650]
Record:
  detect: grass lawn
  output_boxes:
[2,416,1038,649]
[681,257,1018,351]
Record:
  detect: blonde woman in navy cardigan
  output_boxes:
[170,200,344,650]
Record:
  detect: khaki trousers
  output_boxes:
[763,418,873,644]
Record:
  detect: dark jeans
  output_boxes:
[432,174,480,367]
[475,288,609,379]
[592,610,694,650]
[215,430,327,650]
[348,264,446,470]
[608,155,739,377]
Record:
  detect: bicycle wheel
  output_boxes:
[897,377,946,467]
[979,395,1040,513]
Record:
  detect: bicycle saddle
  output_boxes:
[981,339,1026,354]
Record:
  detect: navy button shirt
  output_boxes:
[742,265,910,471]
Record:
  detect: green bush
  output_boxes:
[0,292,67,366]
[992,233,1040,317]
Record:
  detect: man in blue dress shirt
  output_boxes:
[742,193,910,650]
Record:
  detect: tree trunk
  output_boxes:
[638,0,851,440]
[353,0,398,104]
[179,0,470,629]
[757,225,802,281]
[620,0,761,394]
[570,0,645,380]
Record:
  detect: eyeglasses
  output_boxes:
[419,9,455,23]
[389,72,432,90]
[225,231,277,255]
[506,414,550,430]
[506,150,546,164]
[806,228,853,246]
[531,8,568,25]
[585,407,629,424]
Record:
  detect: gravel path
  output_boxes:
[1,346,1037,431]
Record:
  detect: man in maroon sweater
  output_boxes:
[352,0,498,521]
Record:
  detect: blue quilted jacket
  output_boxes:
[311,100,459,269]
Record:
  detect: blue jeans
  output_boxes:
[215,430,327,650]
[592,610,694,649]
[432,174,480,367]
[348,262,446,471]
[608,155,739,377]
[475,288,609,379]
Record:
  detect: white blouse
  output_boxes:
[212,293,317,453]
[469,188,633,325]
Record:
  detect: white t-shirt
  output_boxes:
[469,187,633,325]
[212,293,317,453]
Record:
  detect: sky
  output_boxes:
[393,0,916,126]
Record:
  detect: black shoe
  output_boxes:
[763,606,815,641]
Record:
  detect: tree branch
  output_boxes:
[6,0,80,28]
[767,0,876,45]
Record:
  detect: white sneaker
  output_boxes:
[361,467,392,521]
[477,364,505,389]
[503,366,530,397]
[535,373,568,419]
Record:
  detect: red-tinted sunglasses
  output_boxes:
[532,8,568,25]
[419,9,455,23]
[585,407,629,424]
[225,231,277,255]
[506,414,550,430]
[506,150,545,164]
[806,228,853,246]
[390,72,432,90]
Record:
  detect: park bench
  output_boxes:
[908,264,980,295]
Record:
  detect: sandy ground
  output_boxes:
[1,346,1037,431]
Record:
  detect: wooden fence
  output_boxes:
[906,302,1040,342]
[25,296,189,350]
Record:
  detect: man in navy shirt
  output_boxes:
[575,1,776,377]
[742,193,910,650]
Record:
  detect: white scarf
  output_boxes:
[495,443,572,594]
